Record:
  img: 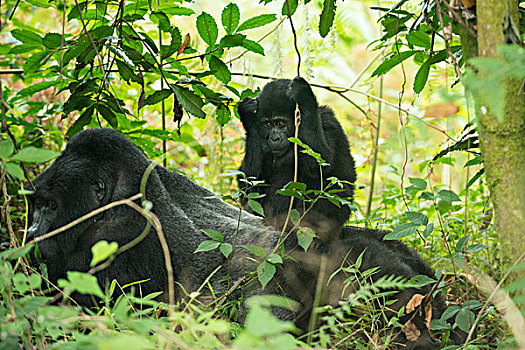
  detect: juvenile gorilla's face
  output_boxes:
[261,115,292,156]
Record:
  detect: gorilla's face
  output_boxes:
[27,167,106,259]
[260,115,293,156]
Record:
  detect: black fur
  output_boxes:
[238,77,356,241]
[26,129,465,348]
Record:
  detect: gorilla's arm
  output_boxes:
[288,77,334,174]
[238,97,264,182]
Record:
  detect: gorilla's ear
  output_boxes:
[238,97,258,130]
[93,180,105,203]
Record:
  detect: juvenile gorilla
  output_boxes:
[238,77,356,241]
[26,129,465,348]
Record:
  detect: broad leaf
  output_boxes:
[90,240,118,267]
[172,85,206,118]
[11,147,59,163]
[319,0,336,38]
[194,240,221,253]
[257,260,276,290]
[209,56,231,84]
[201,229,224,242]
[383,222,419,240]
[237,14,277,31]
[197,12,218,46]
[222,3,240,34]
[406,211,428,226]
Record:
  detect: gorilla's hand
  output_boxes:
[238,97,258,130]
[287,76,317,111]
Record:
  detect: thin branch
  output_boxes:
[436,0,463,80]
[285,0,301,76]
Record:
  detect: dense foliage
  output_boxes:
[1,0,524,349]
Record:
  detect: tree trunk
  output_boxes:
[476,0,525,284]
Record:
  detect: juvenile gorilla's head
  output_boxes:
[238,79,295,157]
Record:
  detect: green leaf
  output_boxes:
[408,177,427,190]
[209,56,231,84]
[406,211,428,226]
[319,0,336,38]
[465,244,488,253]
[430,318,452,331]
[11,28,42,45]
[157,4,195,16]
[241,39,265,55]
[194,240,221,253]
[219,243,232,258]
[464,156,482,167]
[437,189,461,202]
[9,43,41,54]
[406,31,431,50]
[66,105,95,137]
[172,85,206,118]
[237,14,277,31]
[297,226,316,251]
[413,61,430,94]
[42,33,63,49]
[24,51,49,75]
[197,12,218,46]
[247,199,265,216]
[11,147,59,163]
[0,139,14,159]
[13,81,61,102]
[440,305,460,321]
[151,11,171,32]
[422,223,434,238]
[455,308,475,333]
[222,3,240,34]
[467,169,484,188]
[383,222,419,240]
[219,34,246,48]
[59,271,105,299]
[371,51,417,77]
[201,229,224,242]
[408,274,436,288]
[5,163,25,179]
[143,89,173,106]
[90,240,118,267]
[257,260,276,290]
[289,209,301,225]
[96,104,118,128]
[281,0,298,17]
[266,254,283,265]
[241,244,267,257]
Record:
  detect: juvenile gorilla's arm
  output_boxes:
[288,77,334,173]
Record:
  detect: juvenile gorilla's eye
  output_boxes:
[48,200,57,210]
[265,121,272,127]
[278,121,286,127]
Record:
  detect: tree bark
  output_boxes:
[476,0,525,284]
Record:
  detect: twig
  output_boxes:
[74,0,107,77]
[285,0,301,76]
[18,194,142,249]
[277,105,301,248]
[366,77,383,218]
[436,0,463,80]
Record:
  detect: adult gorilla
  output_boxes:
[238,77,356,241]
[26,129,465,348]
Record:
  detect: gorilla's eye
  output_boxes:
[277,121,286,127]
[265,121,272,128]
[48,200,57,210]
